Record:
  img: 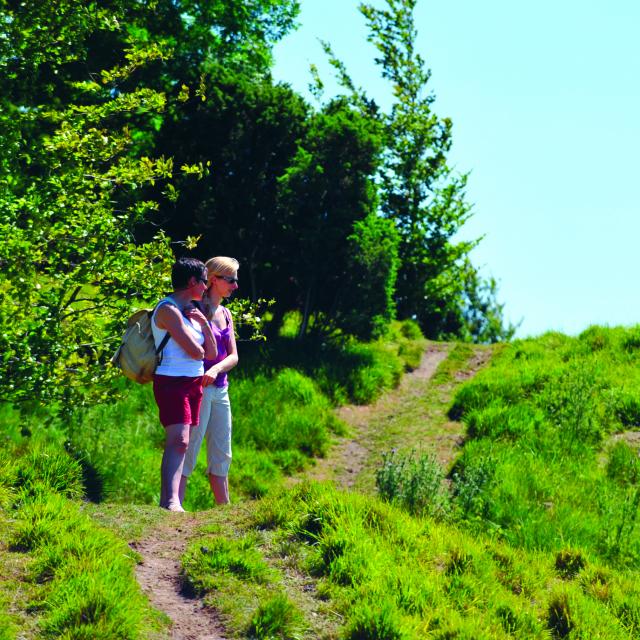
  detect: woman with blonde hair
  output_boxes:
[180,256,239,505]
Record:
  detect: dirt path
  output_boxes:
[131,514,227,640]
[302,343,452,490]
[130,342,493,638]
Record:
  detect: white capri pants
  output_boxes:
[183,385,232,477]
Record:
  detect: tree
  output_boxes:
[360,0,513,340]
[0,2,197,409]
[277,97,386,338]
[0,0,299,408]
[151,67,309,305]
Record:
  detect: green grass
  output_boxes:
[0,319,428,637]
[181,518,308,639]
[448,327,640,566]
[0,446,164,639]
[227,481,640,639]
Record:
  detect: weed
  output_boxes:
[344,599,407,640]
[554,549,586,579]
[607,441,640,486]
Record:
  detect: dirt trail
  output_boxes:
[131,342,493,638]
[302,343,454,490]
[131,514,227,640]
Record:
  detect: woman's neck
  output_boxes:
[207,291,223,308]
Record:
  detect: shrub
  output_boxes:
[450,448,496,520]
[375,449,449,518]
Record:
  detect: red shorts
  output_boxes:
[152,375,204,427]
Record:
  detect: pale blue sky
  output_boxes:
[272,0,640,338]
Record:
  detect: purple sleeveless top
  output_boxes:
[203,306,232,388]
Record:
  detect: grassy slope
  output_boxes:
[3,324,640,638]
[181,330,640,639]
[0,321,424,638]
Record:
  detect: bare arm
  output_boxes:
[184,307,217,361]
[155,304,211,361]
[202,314,239,387]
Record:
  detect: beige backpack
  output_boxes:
[111,303,172,384]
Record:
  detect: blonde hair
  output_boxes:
[205,256,239,279]
[203,256,239,320]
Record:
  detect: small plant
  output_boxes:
[344,599,406,640]
[607,441,640,486]
[547,591,574,638]
[375,449,449,518]
[555,549,586,579]
[450,453,495,520]
[247,593,304,639]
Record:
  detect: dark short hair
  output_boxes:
[171,257,206,289]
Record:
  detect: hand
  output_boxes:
[202,366,219,387]
[184,306,208,327]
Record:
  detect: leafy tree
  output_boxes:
[0,0,298,409]
[359,0,513,341]
[151,67,309,304]
[339,213,400,339]
[277,97,385,338]
[0,2,199,409]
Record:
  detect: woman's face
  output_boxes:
[207,270,238,299]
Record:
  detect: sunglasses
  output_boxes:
[215,275,239,285]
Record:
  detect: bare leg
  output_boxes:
[209,473,230,505]
[162,423,190,512]
[178,474,188,506]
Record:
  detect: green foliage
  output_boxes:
[375,449,449,518]
[448,326,640,565]
[607,441,640,486]
[355,0,513,342]
[0,2,178,409]
[232,368,339,456]
[243,320,424,406]
[277,97,385,338]
[339,213,401,340]
[250,481,639,639]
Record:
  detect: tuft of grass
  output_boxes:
[247,593,305,639]
[375,449,449,518]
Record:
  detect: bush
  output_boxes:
[375,449,449,518]
[607,441,640,486]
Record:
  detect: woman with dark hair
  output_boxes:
[180,256,239,506]
[151,257,217,512]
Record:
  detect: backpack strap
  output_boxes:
[156,331,171,355]
[152,298,176,359]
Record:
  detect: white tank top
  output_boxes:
[151,297,204,377]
